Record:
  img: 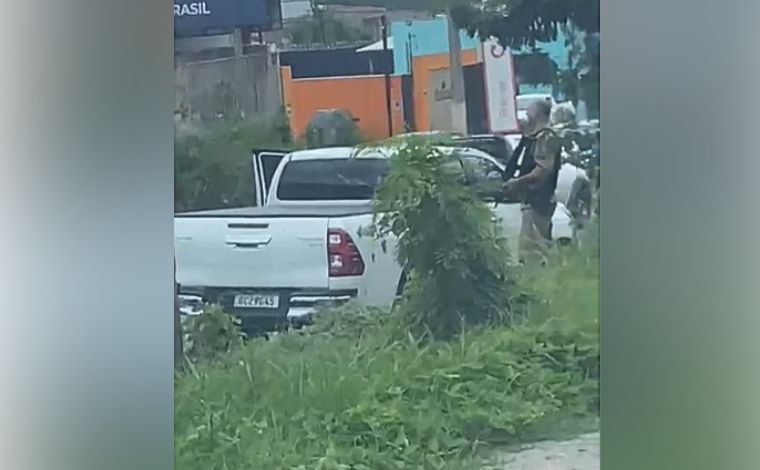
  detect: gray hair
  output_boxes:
[533,98,553,120]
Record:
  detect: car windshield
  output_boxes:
[454,138,510,162]
[277,158,390,201]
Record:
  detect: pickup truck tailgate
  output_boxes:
[175,216,329,289]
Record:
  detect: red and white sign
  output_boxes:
[482,38,519,134]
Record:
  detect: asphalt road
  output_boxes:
[483,432,599,470]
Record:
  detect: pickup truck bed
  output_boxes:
[176,204,375,219]
[174,145,575,333]
[175,203,400,332]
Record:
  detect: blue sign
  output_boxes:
[174,0,278,35]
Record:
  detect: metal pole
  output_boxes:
[232,27,244,57]
[446,10,467,134]
[382,15,393,137]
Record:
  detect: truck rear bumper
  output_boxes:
[177,288,358,330]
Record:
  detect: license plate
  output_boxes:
[233,294,280,309]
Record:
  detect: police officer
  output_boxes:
[503,99,562,265]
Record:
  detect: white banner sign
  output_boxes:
[482,38,519,134]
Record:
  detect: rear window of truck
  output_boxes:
[277,158,390,201]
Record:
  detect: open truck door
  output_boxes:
[251,150,288,206]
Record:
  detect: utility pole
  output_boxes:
[381,15,393,137]
[232,27,244,57]
[446,10,467,134]
[406,31,415,131]
[312,1,328,46]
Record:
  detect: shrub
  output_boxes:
[174,230,600,469]
[174,116,294,212]
[174,308,598,470]
[306,302,396,340]
[182,305,245,364]
[305,109,361,149]
[372,138,515,339]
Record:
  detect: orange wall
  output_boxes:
[411,49,479,132]
[281,71,404,141]
[281,66,294,129]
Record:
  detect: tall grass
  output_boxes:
[174,131,599,468]
[174,236,599,470]
[174,117,293,212]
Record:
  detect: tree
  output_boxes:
[451,0,599,114]
[556,26,599,109]
[450,0,599,49]
[286,2,373,47]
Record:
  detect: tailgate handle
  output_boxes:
[225,234,272,248]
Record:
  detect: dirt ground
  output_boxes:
[483,432,599,470]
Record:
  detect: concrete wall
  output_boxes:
[175,47,283,123]
[427,67,453,132]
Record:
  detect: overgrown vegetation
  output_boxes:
[175,136,599,469]
[372,139,514,339]
[451,0,600,49]
[175,238,598,469]
[451,0,600,116]
[181,305,245,364]
[305,109,362,148]
[319,0,432,10]
[174,116,293,212]
[286,13,373,47]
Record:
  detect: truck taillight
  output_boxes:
[327,228,365,277]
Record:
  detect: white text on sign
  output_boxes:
[174,2,212,17]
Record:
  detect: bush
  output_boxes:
[306,302,397,340]
[175,313,598,470]
[182,305,245,364]
[174,230,600,469]
[175,116,294,212]
[372,139,515,339]
[305,109,361,149]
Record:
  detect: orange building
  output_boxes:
[409,49,480,132]
[281,66,404,142]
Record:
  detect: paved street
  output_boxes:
[483,433,599,470]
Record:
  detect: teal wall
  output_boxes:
[391,17,574,95]
[391,17,480,76]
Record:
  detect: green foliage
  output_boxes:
[174,116,294,212]
[287,13,373,47]
[451,0,599,49]
[182,305,245,364]
[320,0,432,10]
[555,27,600,114]
[371,139,514,339]
[175,310,598,470]
[450,0,600,115]
[174,226,600,469]
[576,34,600,113]
[307,302,398,339]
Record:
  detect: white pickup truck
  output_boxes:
[174,145,573,331]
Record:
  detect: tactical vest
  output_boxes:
[504,128,562,215]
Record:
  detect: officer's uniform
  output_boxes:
[503,127,562,264]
